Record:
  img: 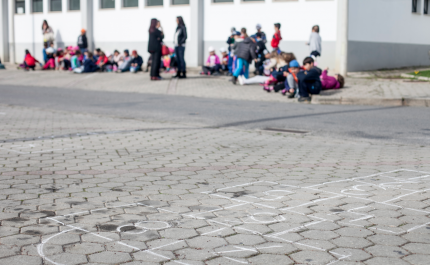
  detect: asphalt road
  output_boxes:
[1,84,429,145]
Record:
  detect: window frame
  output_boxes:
[68,0,81,11]
[15,0,26,14]
[171,0,190,5]
[123,0,139,8]
[49,0,63,12]
[146,0,164,7]
[424,0,429,14]
[32,0,44,13]
[100,0,116,9]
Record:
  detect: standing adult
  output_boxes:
[77,29,88,54]
[42,20,54,46]
[148,18,164,81]
[173,16,187,78]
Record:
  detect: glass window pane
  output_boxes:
[16,0,25,14]
[172,0,189,4]
[101,0,115,8]
[69,0,80,10]
[33,0,43,12]
[124,0,138,7]
[147,0,163,6]
[50,0,62,11]
[213,0,233,2]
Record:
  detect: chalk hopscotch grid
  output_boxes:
[38,169,430,265]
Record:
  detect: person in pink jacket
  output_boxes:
[321,68,345,90]
[200,47,221,76]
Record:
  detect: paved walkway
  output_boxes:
[0,103,429,265]
[0,66,429,107]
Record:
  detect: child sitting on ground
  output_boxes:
[321,68,344,89]
[43,47,56,70]
[201,47,221,76]
[307,25,322,61]
[112,50,123,72]
[265,60,301,98]
[71,50,82,70]
[220,47,229,73]
[55,49,64,70]
[130,50,143,73]
[74,51,99,73]
[164,48,176,73]
[297,57,322,103]
[271,23,282,51]
[19,50,42,71]
[263,52,296,90]
[96,51,108,71]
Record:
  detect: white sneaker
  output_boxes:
[238,75,245,86]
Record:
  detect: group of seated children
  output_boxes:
[198,23,344,102]
[200,47,229,76]
[20,45,144,74]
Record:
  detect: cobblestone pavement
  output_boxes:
[0,104,430,265]
[0,68,429,106]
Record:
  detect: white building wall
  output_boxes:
[91,0,191,66]
[8,0,339,69]
[204,0,339,69]
[14,0,81,62]
[348,0,430,71]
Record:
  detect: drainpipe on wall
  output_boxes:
[81,0,94,52]
[0,0,7,62]
[8,0,15,64]
[189,0,204,67]
[335,0,348,76]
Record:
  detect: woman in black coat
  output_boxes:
[173,16,187,78]
[148,19,164,80]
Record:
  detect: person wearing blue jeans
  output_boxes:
[175,46,185,73]
[232,32,257,85]
[233,58,250,79]
[173,16,188,78]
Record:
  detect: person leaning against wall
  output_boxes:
[42,20,55,47]
[148,19,164,81]
[173,16,187,79]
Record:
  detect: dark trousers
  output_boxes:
[273,83,285,93]
[202,65,220,75]
[298,73,321,98]
[150,51,162,77]
[311,51,321,57]
[175,46,186,72]
[255,60,264,75]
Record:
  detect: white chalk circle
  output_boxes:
[135,221,171,230]
[242,212,286,224]
[116,224,147,234]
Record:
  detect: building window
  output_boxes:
[123,0,138,7]
[69,0,80,10]
[412,0,421,13]
[213,0,233,2]
[101,0,115,8]
[172,0,189,4]
[425,0,429,14]
[33,0,43,12]
[50,0,62,11]
[15,0,25,14]
[147,0,163,6]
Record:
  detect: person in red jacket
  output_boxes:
[96,51,108,71]
[19,50,42,71]
[271,23,282,51]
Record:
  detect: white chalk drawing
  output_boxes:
[37,169,430,265]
